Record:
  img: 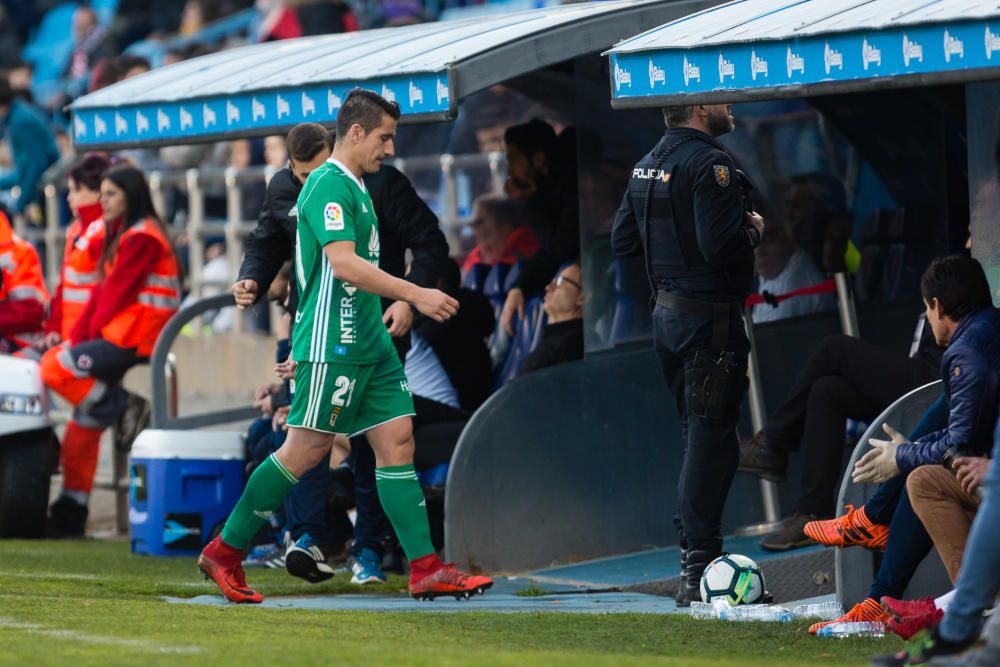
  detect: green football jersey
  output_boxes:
[292,159,394,364]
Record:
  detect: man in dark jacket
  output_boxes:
[806,255,1000,635]
[499,119,579,336]
[233,121,449,583]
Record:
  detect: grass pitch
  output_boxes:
[0,540,897,666]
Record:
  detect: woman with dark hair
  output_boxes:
[34,152,113,353]
[40,164,181,538]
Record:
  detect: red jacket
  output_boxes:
[462,225,540,272]
[69,217,177,355]
[45,201,105,338]
[0,210,49,345]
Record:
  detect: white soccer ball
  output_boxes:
[699,553,765,605]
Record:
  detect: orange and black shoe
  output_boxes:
[198,536,264,604]
[409,562,494,601]
[803,504,889,551]
[808,597,888,636]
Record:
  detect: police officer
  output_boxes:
[612,104,765,607]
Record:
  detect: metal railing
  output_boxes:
[34,151,506,305]
[740,271,859,534]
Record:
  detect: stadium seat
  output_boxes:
[855,244,882,303]
[608,259,649,345]
[494,295,544,388]
[461,262,491,292]
[483,262,512,317]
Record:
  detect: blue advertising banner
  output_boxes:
[72,71,452,148]
[609,19,1000,106]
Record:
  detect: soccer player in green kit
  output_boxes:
[198,89,493,603]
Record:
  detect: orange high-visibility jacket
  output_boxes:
[0,211,50,345]
[58,217,106,339]
[100,219,180,357]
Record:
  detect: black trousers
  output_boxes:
[764,335,938,517]
[652,304,750,551]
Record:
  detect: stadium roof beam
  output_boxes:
[69,0,720,150]
[604,0,1000,109]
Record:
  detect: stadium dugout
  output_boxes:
[64,0,1000,611]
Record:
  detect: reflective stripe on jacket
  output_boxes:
[100,219,180,356]
[59,218,106,339]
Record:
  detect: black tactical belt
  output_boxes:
[656,290,740,351]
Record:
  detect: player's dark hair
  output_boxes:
[336,88,400,138]
[662,106,694,128]
[287,122,333,162]
[68,152,113,192]
[921,255,993,321]
[503,118,556,159]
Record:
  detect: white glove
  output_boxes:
[852,423,910,484]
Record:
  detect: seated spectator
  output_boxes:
[499,118,580,336]
[740,311,943,551]
[517,262,584,377]
[409,258,494,411]
[0,209,48,353]
[59,6,116,103]
[0,77,60,214]
[462,194,539,273]
[752,220,835,323]
[32,153,113,357]
[806,255,1000,636]
[41,165,181,538]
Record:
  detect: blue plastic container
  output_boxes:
[129,429,245,556]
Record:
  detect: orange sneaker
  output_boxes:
[198,537,264,604]
[409,563,494,601]
[808,597,889,635]
[803,504,889,551]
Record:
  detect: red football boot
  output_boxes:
[887,609,943,640]
[198,535,264,604]
[880,596,937,619]
[409,555,493,601]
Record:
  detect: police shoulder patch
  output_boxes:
[713,164,731,188]
[324,202,344,231]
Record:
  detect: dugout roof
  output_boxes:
[605,0,1000,109]
[69,0,719,150]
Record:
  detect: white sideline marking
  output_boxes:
[0,571,107,581]
[0,617,202,654]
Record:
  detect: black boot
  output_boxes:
[674,548,719,607]
[47,495,88,538]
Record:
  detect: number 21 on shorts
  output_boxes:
[330,375,356,427]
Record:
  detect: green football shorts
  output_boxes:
[287,353,415,437]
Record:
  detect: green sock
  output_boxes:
[220,454,298,550]
[375,464,435,560]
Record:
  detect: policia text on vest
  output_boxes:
[611,105,764,608]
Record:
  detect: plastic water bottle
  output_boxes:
[719,604,794,622]
[816,621,885,638]
[792,601,845,620]
[689,601,717,619]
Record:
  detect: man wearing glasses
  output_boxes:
[517,262,584,377]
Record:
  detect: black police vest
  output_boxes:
[629,133,754,300]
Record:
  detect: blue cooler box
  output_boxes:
[129,429,245,556]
